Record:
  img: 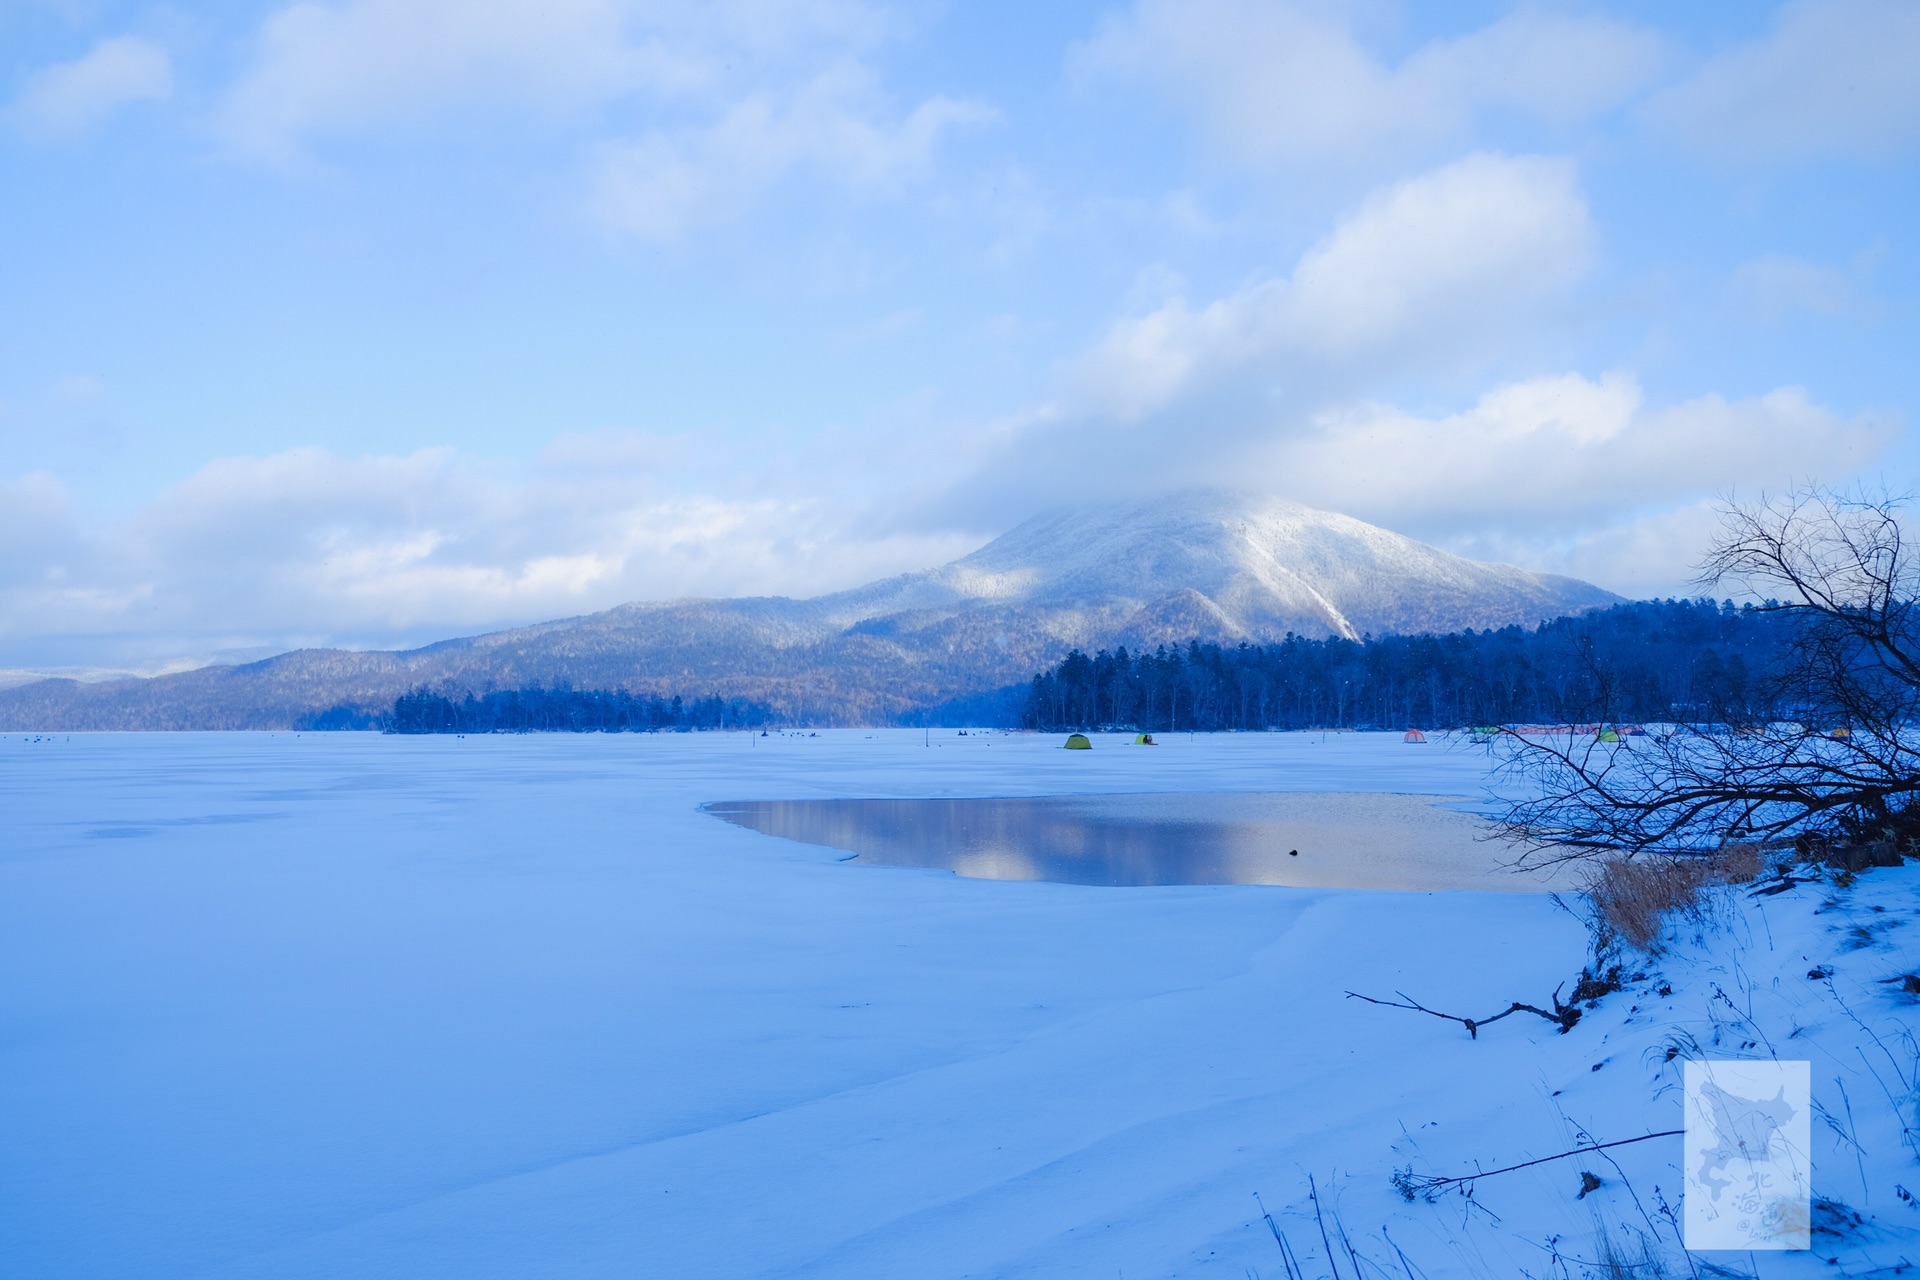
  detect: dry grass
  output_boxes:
[1585,845,1766,952]
[1590,1225,1679,1279]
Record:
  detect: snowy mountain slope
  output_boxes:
[902,491,1614,640]
[0,491,1619,728]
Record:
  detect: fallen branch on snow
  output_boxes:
[1345,986,1582,1037]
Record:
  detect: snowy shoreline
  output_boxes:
[2,731,1915,1277]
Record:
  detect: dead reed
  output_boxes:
[1585,844,1765,951]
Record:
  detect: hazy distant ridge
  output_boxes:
[0,492,1618,729]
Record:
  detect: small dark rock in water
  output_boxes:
[1577,1171,1602,1199]
[1287,849,1298,857]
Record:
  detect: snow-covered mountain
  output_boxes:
[834,491,1610,641]
[0,491,1619,728]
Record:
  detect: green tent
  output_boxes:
[1065,734,1092,750]
[1134,733,1156,745]
[1597,728,1620,743]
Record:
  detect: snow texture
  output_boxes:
[2,729,1914,1278]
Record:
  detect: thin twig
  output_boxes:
[1398,1131,1683,1198]
[1380,1227,1429,1280]
[1254,1192,1303,1280]
[1308,1175,1343,1280]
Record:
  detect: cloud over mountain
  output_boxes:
[0,491,1617,729]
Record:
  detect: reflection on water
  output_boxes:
[705,792,1574,892]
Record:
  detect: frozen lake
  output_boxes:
[0,729,1603,1279]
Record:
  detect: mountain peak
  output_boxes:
[856,488,1615,641]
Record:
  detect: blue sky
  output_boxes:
[3,0,1918,670]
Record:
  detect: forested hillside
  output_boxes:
[1020,600,1798,732]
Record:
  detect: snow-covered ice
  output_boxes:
[3,730,1916,1277]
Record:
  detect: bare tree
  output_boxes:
[1497,488,1920,867]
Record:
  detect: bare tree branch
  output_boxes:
[1497,487,1920,866]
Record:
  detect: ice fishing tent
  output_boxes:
[1065,734,1092,749]
[1403,730,1427,743]
[1134,733,1156,745]
[1596,728,1620,743]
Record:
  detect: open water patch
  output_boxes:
[706,792,1575,891]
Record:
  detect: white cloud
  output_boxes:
[1072,0,1663,169]
[0,439,981,662]
[218,0,687,160]
[214,0,986,234]
[1444,502,1729,602]
[1270,372,1895,539]
[11,36,172,139]
[1073,153,1592,421]
[1284,151,1591,353]
[1648,0,1920,162]
[588,63,993,241]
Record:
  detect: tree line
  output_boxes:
[1501,490,1920,861]
[1020,599,1802,733]
[382,687,775,734]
